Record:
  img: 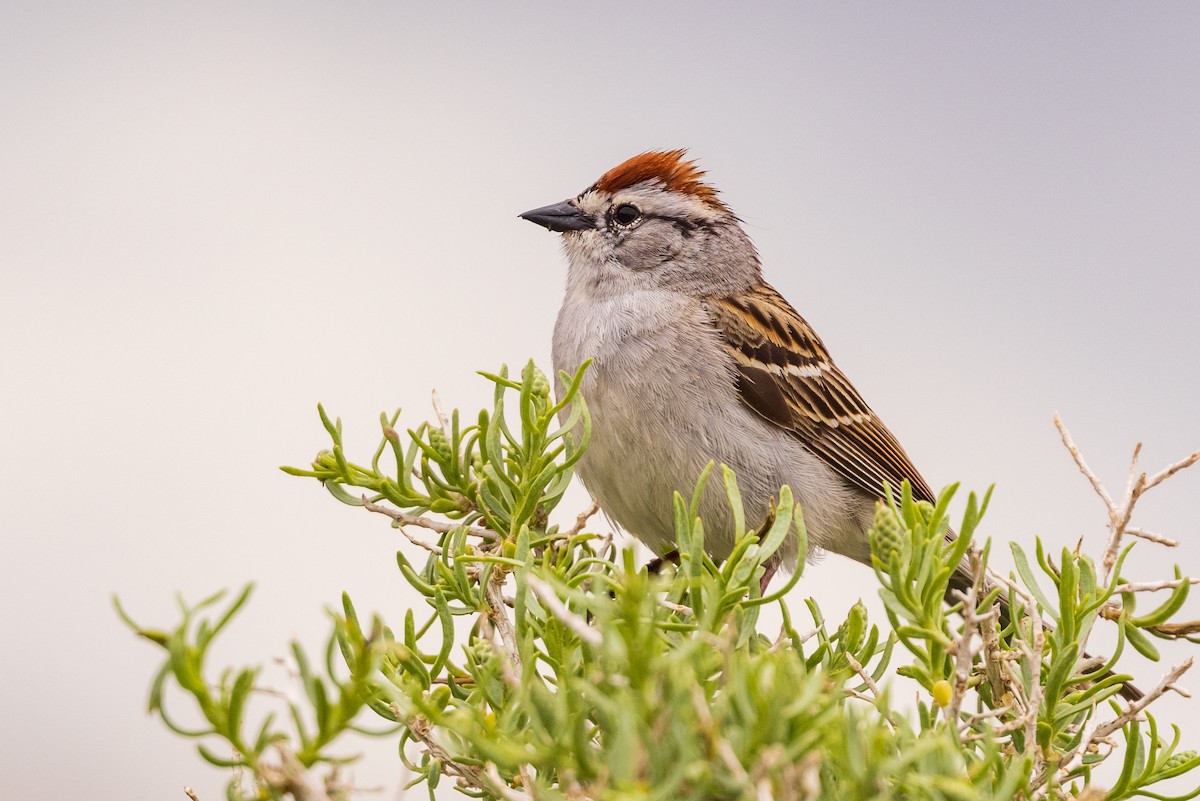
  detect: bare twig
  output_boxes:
[483,763,534,801]
[959,703,1016,737]
[988,572,1040,724]
[947,593,980,728]
[1022,597,1045,756]
[960,703,1036,745]
[1125,527,1179,547]
[1054,413,1117,514]
[1054,414,1130,582]
[484,569,522,670]
[1107,472,1146,563]
[1112,577,1200,594]
[568,499,601,537]
[258,742,336,801]
[977,586,1008,705]
[482,620,521,691]
[362,497,498,544]
[1144,449,1200,492]
[526,574,601,647]
[946,548,998,732]
[658,598,694,615]
[845,689,878,706]
[1124,442,1143,503]
[844,652,883,699]
[1056,414,1198,588]
[1149,620,1200,638]
[183,788,200,801]
[843,653,898,731]
[407,715,499,794]
[770,626,818,653]
[431,389,451,436]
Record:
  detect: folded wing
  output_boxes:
[706,283,936,504]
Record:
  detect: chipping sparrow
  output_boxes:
[519,150,1141,699]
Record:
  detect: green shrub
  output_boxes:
[117,362,1200,801]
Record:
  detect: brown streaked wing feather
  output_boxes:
[707,284,936,504]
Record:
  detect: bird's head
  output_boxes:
[520,150,761,295]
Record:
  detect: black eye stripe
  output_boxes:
[608,207,702,234]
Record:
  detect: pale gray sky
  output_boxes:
[3,3,1199,799]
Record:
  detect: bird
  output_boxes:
[520,149,928,577]
[519,150,1139,698]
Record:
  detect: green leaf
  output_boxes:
[1133,567,1191,629]
[1010,543,1058,618]
[1126,620,1162,661]
[197,743,245,768]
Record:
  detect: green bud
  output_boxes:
[835,601,868,655]
[427,428,453,462]
[868,505,904,560]
[915,500,935,523]
[530,367,551,399]
[429,497,460,514]
[1163,750,1198,772]
[931,679,952,707]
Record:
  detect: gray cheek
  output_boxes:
[614,223,685,271]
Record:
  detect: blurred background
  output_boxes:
[2,3,1198,799]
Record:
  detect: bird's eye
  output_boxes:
[612,204,641,226]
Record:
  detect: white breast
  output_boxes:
[552,286,873,567]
